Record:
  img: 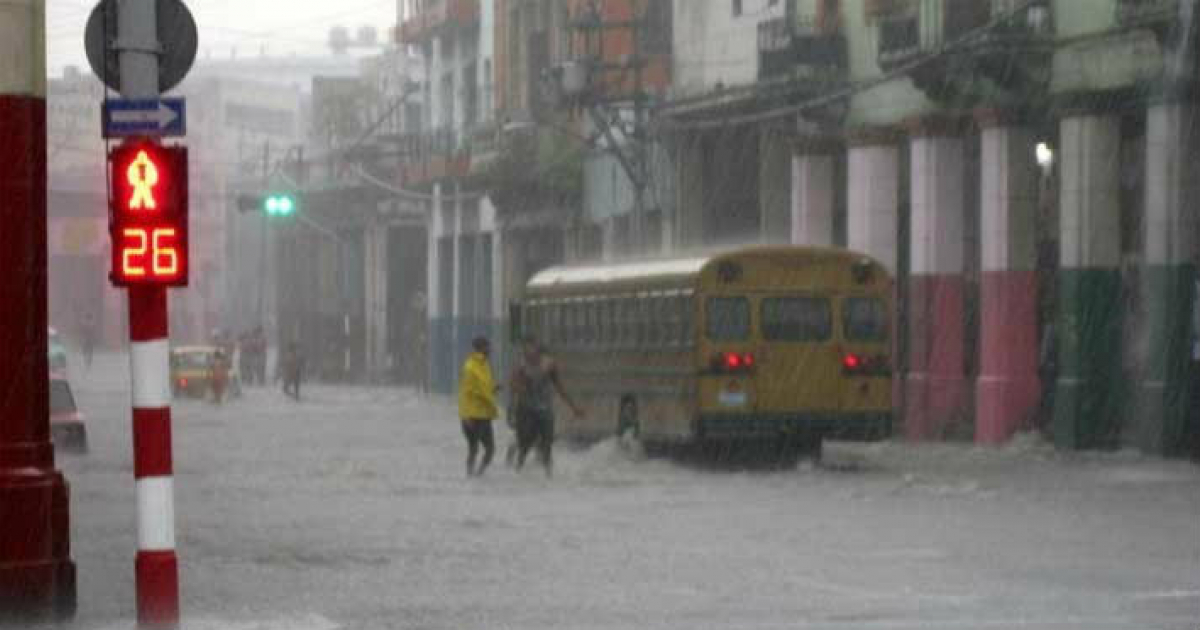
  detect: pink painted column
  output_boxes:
[906,121,967,440]
[976,116,1040,443]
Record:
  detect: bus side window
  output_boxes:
[635,298,648,346]
[644,296,657,347]
[654,296,667,347]
[577,301,589,348]
[667,296,686,345]
[584,300,597,347]
[602,299,615,348]
[567,302,579,348]
[680,296,696,346]
[549,302,562,346]
[618,298,631,348]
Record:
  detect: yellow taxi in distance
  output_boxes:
[170,345,241,399]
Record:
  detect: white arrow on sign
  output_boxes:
[111,102,180,128]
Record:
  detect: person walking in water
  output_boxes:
[210,350,230,404]
[458,337,499,477]
[79,311,97,369]
[510,338,582,477]
[281,342,305,401]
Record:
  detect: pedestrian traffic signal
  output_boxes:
[108,139,189,287]
[264,194,296,217]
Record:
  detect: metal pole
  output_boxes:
[631,4,646,255]
[0,0,76,621]
[118,0,180,626]
[256,141,270,325]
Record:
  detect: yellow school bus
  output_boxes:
[513,246,893,460]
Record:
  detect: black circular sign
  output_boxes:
[85,0,198,94]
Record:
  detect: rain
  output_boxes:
[0,0,1196,628]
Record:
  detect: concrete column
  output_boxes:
[1134,101,1198,455]
[1053,114,1123,450]
[426,187,442,392]
[791,148,836,246]
[675,138,706,249]
[430,35,443,128]
[907,129,967,440]
[363,221,388,381]
[846,142,899,273]
[0,0,75,619]
[451,186,462,326]
[976,120,1041,444]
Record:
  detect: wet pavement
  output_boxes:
[52,352,1200,630]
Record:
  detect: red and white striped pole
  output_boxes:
[117,0,179,626]
[129,287,178,627]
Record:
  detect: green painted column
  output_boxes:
[1053,114,1125,450]
[1134,101,1199,455]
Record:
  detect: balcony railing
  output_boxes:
[757,17,847,80]
[1116,0,1180,25]
[878,12,921,65]
[398,0,480,45]
[398,127,472,186]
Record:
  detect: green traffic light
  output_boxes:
[264,194,295,217]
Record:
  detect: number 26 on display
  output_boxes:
[120,227,180,278]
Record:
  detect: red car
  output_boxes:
[50,375,87,454]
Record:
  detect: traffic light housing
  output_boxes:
[264,194,296,217]
[108,140,189,287]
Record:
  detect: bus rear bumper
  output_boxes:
[697,412,892,442]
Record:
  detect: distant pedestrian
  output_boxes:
[509,338,583,477]
[281,343,305,400]
[79,311,97,369]
[458,337,499,478]
[251,326,268,385]
[238,330,254,385]
[210,350,230,404]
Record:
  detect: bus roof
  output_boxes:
[526,246,886,295]
[527,256,710,291]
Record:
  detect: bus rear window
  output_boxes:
[706,297,750,341]
[762,297,831,341]
[844,297,889,342]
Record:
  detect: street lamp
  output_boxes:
[1035,142,1054,173]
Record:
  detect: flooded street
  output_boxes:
[54,353,1200,630]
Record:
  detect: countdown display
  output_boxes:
[108,141,189,287]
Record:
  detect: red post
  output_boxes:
[0,0,76,619]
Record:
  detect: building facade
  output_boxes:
[659,0,1199,455]
[399,0,504,393]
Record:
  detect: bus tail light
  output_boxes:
[842,353,862,370]
[842,353,891,376]
[712,352,755,373]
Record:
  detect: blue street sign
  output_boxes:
[102,98,186,138]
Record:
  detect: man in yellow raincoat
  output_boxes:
[458,336,499,477]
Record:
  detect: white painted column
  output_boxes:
[430,35,444,128]
[451,184,463,323]
[847,143,899,272]
[427,186,443,323]
[363,220,389,380]
[791,150,835,246]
